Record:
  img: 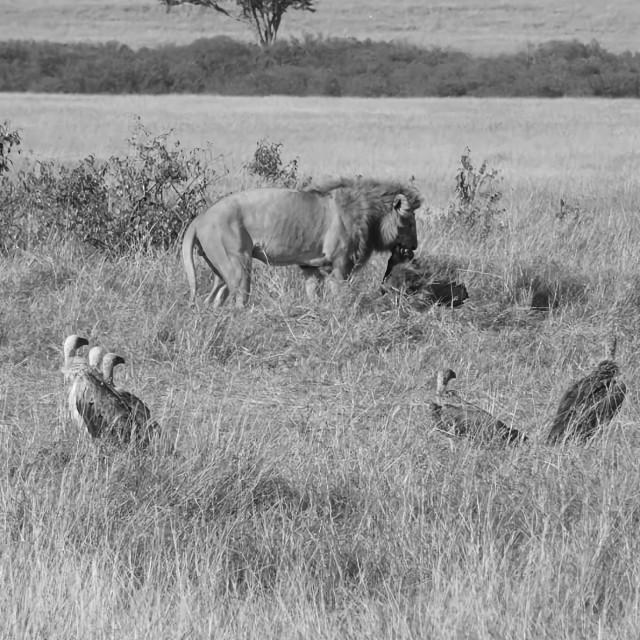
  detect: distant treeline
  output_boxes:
[1,36,639,98]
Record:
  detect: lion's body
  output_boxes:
[182,179,421,307]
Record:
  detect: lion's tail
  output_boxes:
[181,218,198,306]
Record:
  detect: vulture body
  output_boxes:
[102,353,159,445]
[63,349,155,446]
[431,369,527,445]
[547,359,626,444]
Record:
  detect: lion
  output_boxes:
[181,178,422,308]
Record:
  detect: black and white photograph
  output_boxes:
[2,0,640,636]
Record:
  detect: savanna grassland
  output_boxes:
[3,0,640,635]
[4,0,640,54]
[2,93,640,637]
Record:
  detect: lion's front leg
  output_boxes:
[328,257,354,297]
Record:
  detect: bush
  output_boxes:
[0,121,20,177]
[0,119,215,254]
[245,139,307,188]
[0,37,639,97]
[446,147,505,236]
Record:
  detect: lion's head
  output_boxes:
[306,178,422,264]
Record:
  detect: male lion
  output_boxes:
[181,178,422,308]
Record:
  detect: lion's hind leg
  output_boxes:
[204,274,228,307]
[200,254,227,307]
[222,227,254,308]
[199,231,253,308]
[196,234,240,308]
[227,252,252,308]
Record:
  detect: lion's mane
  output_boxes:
[305,178,423,264]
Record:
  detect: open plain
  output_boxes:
[3,1,640,637]
[3,93,640,191]
[5,0,640,54]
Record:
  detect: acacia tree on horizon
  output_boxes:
[159,0,317,46]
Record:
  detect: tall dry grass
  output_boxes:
[2,97,640,637]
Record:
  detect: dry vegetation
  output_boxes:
[2,95,640,636]
[4,0,640,54]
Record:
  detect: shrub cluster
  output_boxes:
[0,119,215,254]
[446,147,505,236]
[0,37,639,97]
[245,139,307,188]
[0,120,20,176]
[0,123,317,255]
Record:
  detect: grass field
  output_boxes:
[4,0,640,54]
[3,93,640,194]
[2,93,640,636]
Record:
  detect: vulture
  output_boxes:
[382,248,469,308]
[61,334,90,429]
[547,338,626,444]
[63,345,156,447]
[87,346,105,379]
[431,369,527,444]
[61,334,89,384]
[102,353,159,444]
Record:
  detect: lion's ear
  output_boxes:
[393,193,410,217]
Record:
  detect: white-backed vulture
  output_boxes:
[61,335,90,429]
[102,352,159,445]
[88,346,105,379]
[61,334,90,384]
[64,357,155,447]
[547,337,626,444]
[431,369,527,445]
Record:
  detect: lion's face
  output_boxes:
[394,215,418,255]
[391,193,419,255]
[377,195,418,265]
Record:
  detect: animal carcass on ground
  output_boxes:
[382,248,469,309]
